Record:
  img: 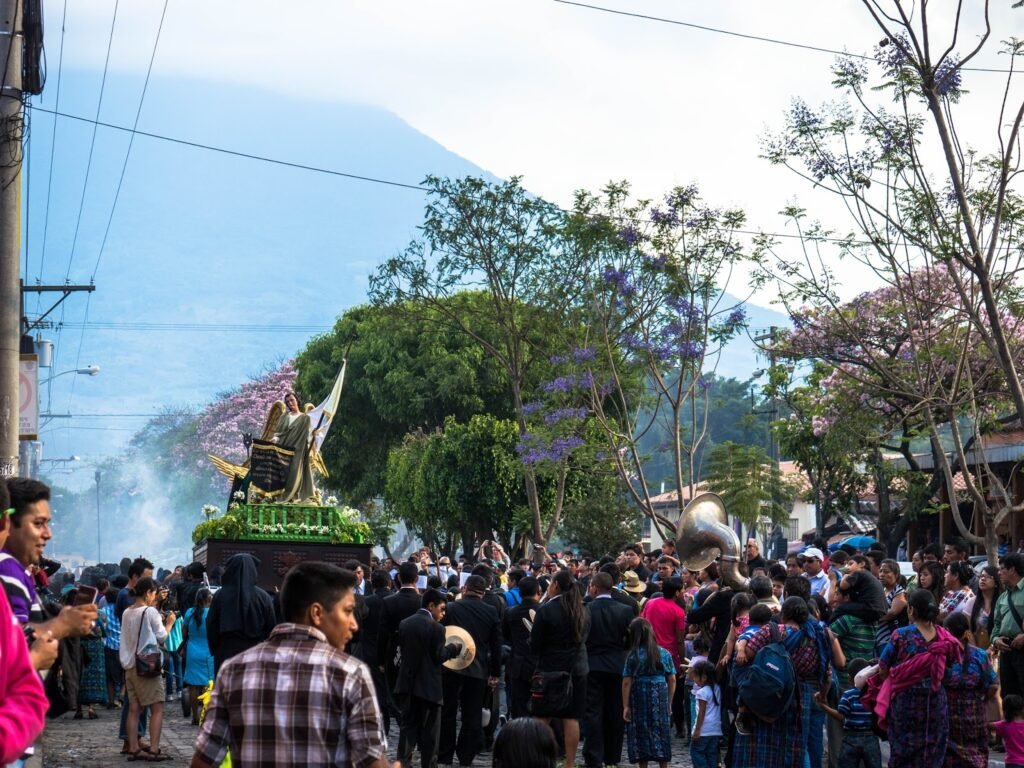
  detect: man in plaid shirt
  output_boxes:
[190,562,391,768]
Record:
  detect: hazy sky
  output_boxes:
[29,0,1023,484]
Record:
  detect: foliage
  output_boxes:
[191,503,371,545]
[294,299,516,506]
[553,180,762,540]
[370,176,593,548]
[760,3,1024,561]
[703,441,798,528]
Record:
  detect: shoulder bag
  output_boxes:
[134,608,163,678]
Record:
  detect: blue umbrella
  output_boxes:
[841,535,878,550]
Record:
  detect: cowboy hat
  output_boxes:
[623,571,647,594]
[443,626,477,671]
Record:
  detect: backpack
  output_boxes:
[737,622,795,723]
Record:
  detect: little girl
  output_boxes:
[622,618,675,768]
[992,694,1024,768]
[689,660,722,768]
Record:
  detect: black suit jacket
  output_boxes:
[443,595,502,680]
[503,597,540,681]
[395,609,449,705]
[585,596,634,674]
[530,595,589,676]
[379,587,422,668]
[355,586,391,665]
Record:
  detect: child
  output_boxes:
[814,658,880,768]
[622,617,675,768]
[718,593,755,668]
[730,603,773,735]
[991,694,1024,768]
[689,660,722,768]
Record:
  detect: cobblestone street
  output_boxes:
[40,702,704,767]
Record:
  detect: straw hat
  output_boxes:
[622,571,647,594]
[442,626,477,671]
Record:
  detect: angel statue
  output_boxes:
[208,392,329,505]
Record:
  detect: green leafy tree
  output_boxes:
[295,299,515,505]
[703,441,797,529]
[369,176,592,550]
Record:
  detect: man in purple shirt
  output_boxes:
[0,478,96,638]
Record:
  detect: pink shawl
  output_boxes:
[861,625,962,731]
[0,586,47,763]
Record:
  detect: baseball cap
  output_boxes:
[803,547,825,561]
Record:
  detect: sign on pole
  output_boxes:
[19,354,37,441]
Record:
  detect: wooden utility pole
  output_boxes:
[0,0,23,477]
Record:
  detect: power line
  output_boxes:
[65,0,119,282]
[59,320,333,333]
[26,105,426,192]
[25,105,865,245]
[91,0,169,282]
[551,0,1018,74]
[36,0,67,289]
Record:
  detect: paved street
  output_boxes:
[40,709,1015,768]
[40,703,703,767]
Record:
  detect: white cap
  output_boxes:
[803,547,825,561]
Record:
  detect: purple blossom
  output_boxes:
[726,307,746,325]
[572,346,596,363]
[933,58,962,97]
[544,407,588,425]
[522,401,544,417]
[618,225,639,247]
[679,341,704,360]
[650,206,674,225]
[543,375,577,394]
[875,34,910,79]
[601,267,636,296]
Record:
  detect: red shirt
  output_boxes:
[641,596,687,667]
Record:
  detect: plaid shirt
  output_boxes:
[101,603,120,650]
[193,623,387,768]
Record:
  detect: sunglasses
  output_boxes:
[2,508,12,516]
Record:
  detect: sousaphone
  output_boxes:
[676,491,749,590]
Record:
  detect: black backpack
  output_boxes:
[737,623,796,722]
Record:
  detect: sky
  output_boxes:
[22,0,1024,487]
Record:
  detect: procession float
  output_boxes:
[192,362,372,589]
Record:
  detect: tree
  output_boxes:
[552,181,761,541]
[294,299,515,505]
[761,3,1024,560]
[369,176,592,550]
[703,441,797,529]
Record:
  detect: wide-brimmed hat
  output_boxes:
[443,626,477,671]
[622,571,647,594]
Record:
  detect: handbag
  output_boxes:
[529,671,573,717]
[134,608,163,679]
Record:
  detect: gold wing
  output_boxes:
[261,400,286,441]
[208,454,249,480]
[311,448,329,478]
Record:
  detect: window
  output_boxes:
[784,517,800,541]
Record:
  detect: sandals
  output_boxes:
[146,750,172,762]
[126,749,172,763]
[126,751,148,762]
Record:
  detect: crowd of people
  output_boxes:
[5,478,1024,768]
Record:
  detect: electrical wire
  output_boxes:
[551,0,1019,74]
[37,0,67,290]
[25,105,866,245]
[59,320,332,333]
[91,0,169,281]
[64,0,119,283]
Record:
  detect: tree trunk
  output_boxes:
[874,449,894,555]
[984,512,1000,565]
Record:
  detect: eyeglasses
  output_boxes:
[2,508,12,516]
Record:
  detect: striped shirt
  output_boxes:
[0,551,42,625]
[194,623,387,768]
[837,687,873,731]
[830,614,876,688]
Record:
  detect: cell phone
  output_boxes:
[73,585,98,606]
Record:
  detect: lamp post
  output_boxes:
[40,365,100,386]
[95,469,101,564]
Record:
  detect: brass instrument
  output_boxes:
[676,492,749,591]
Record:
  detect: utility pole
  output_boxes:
[0,0,23,478]
[95,469,101,563]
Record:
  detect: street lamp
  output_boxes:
[40,365,100,385]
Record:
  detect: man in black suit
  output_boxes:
[583,572,634,768]
[438,575,502,768]
[379,561,422,727]
[395,589,460,768]
[595,562,640,616]
[470,563,505,749]
[502,575,540,719]
[357,569,393,733]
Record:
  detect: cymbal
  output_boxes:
[443,625,477,671]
